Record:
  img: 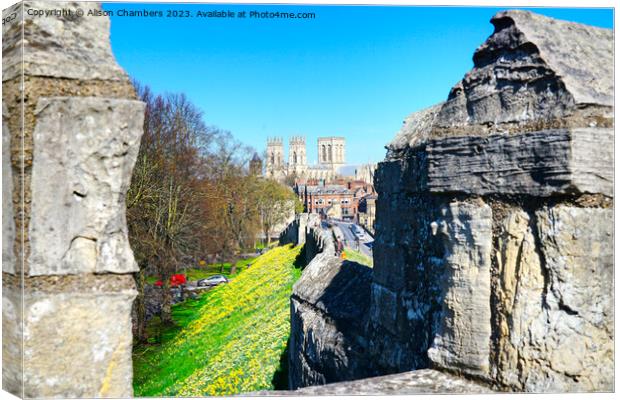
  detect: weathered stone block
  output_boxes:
[428,201,492,379]
[289,297,369,390]
[289,224,373,389]
[537,206,613,331]
[369,192,447,373]
[427,128,613,197]
[386,103,442,158]
[2,2,128,82]
[488,10,613,107]
[435,10,612,131]
[530,205,613,392]
[293,253,371,324]
[493,206,613,392]
[278,369,492,395]
[28,97,145,276]
[374,152,428,195]
[2,287,23,396]
[2,102,15,274]
[494,209,545,389]
[22,290,137,398]
[372,243,406,291]
[369,284,399,335]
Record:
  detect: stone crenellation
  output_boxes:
[278,213,310,247]
[369,12,613,391]
[0,4,613,397]
[281,214,375,389]
[2,2,144,397]
[286,10,613,394]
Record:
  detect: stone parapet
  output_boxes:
[255,369,493,395]
[2,2,144,397]
[282,216,374,389]
[278,213,310,246]
[427,128,613,197]
[284,9,613,395]
[367,9,613,393]
[2,1,128,82]
[427,202,493,379]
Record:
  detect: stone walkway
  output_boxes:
[251,369,494,395]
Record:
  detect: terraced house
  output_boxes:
[298,181,374,220]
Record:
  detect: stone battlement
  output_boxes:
[2,2,144,397]
[288,10,613,393]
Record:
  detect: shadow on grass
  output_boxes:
[293,244,307,269]
[271,337,290,390]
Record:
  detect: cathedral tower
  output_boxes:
[318,136,346,172]
[288,136,308,175]
[265,137,285,180]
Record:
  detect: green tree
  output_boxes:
[255,180,301,246]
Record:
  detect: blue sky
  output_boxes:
[102,3,613,165]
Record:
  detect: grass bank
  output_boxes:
[145,256,260,285]
[133,244,303,396]
[343,247,373,267]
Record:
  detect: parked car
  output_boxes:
[351,225,365,238]
[197,275,229,287]
[154,273,187,288]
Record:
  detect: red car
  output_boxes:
[154,274,187,287]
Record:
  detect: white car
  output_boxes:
[352,226,365,237]
[197,275,229,287]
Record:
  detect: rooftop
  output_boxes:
[306,185,352,195]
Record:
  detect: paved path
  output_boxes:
[331,220,374,258]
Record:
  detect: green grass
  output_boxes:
[140,296,208,345]
[255,240,280,250]
[133,245,303,397]
[144,256,259,284]
[343,247,373,267]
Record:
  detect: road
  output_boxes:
[330,220,374,258]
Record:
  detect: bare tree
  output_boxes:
[127,82,301,337]
[128,83,211,328]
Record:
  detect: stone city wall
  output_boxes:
[288,10,613,393]
[278,213,311,246]
[286,214,373,389]
[2,2,144,397]
[371,10,613,392]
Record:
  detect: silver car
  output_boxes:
[197,275,229,287]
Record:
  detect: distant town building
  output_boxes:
[265,136,347,182]
[297,180,375,221]
[265,137,286,181]
[249,152,263,176]
[302,184,354,219]
[324,202,342,220]
[355,163,377,185]
[317,137,346,172]
[357,194,377,233]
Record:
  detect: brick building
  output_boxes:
[357,194,377,233]
[297,181,375,221]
